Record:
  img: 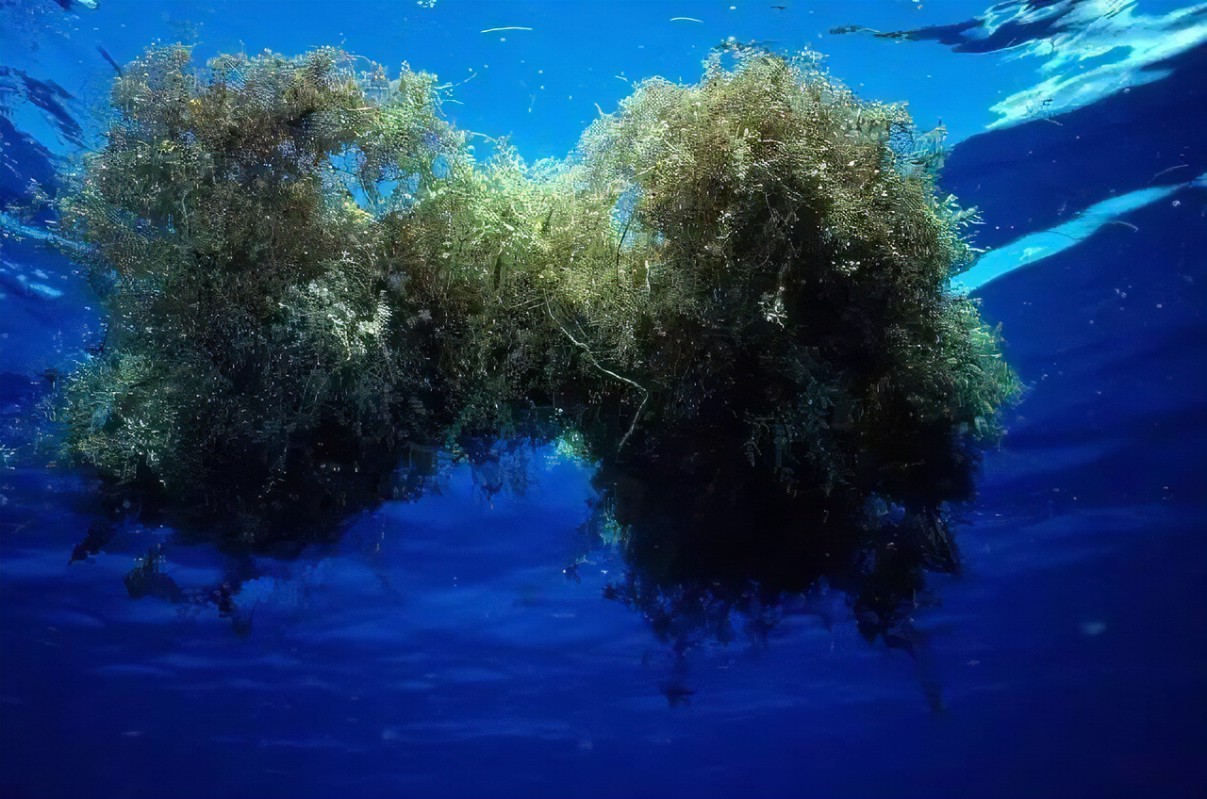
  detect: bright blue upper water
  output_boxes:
[1,2,1205,797]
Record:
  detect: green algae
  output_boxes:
[55,44,1019,546]
[57,46,459,537]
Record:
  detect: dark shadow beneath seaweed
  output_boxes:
[116,542,260,635]
[55,433,968,709]
[69,521,116,564]
[591,450,969,710]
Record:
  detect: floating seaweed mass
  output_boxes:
[53,44,1020,581]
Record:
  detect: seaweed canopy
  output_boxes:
[518,48,1020,576]
[57,46,462,539]
[54,43,1018,560]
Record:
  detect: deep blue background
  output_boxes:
[2,2,1205,797]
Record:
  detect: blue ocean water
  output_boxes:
[1,2,1204,797]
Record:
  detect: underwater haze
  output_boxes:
[1,1,1205,798]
